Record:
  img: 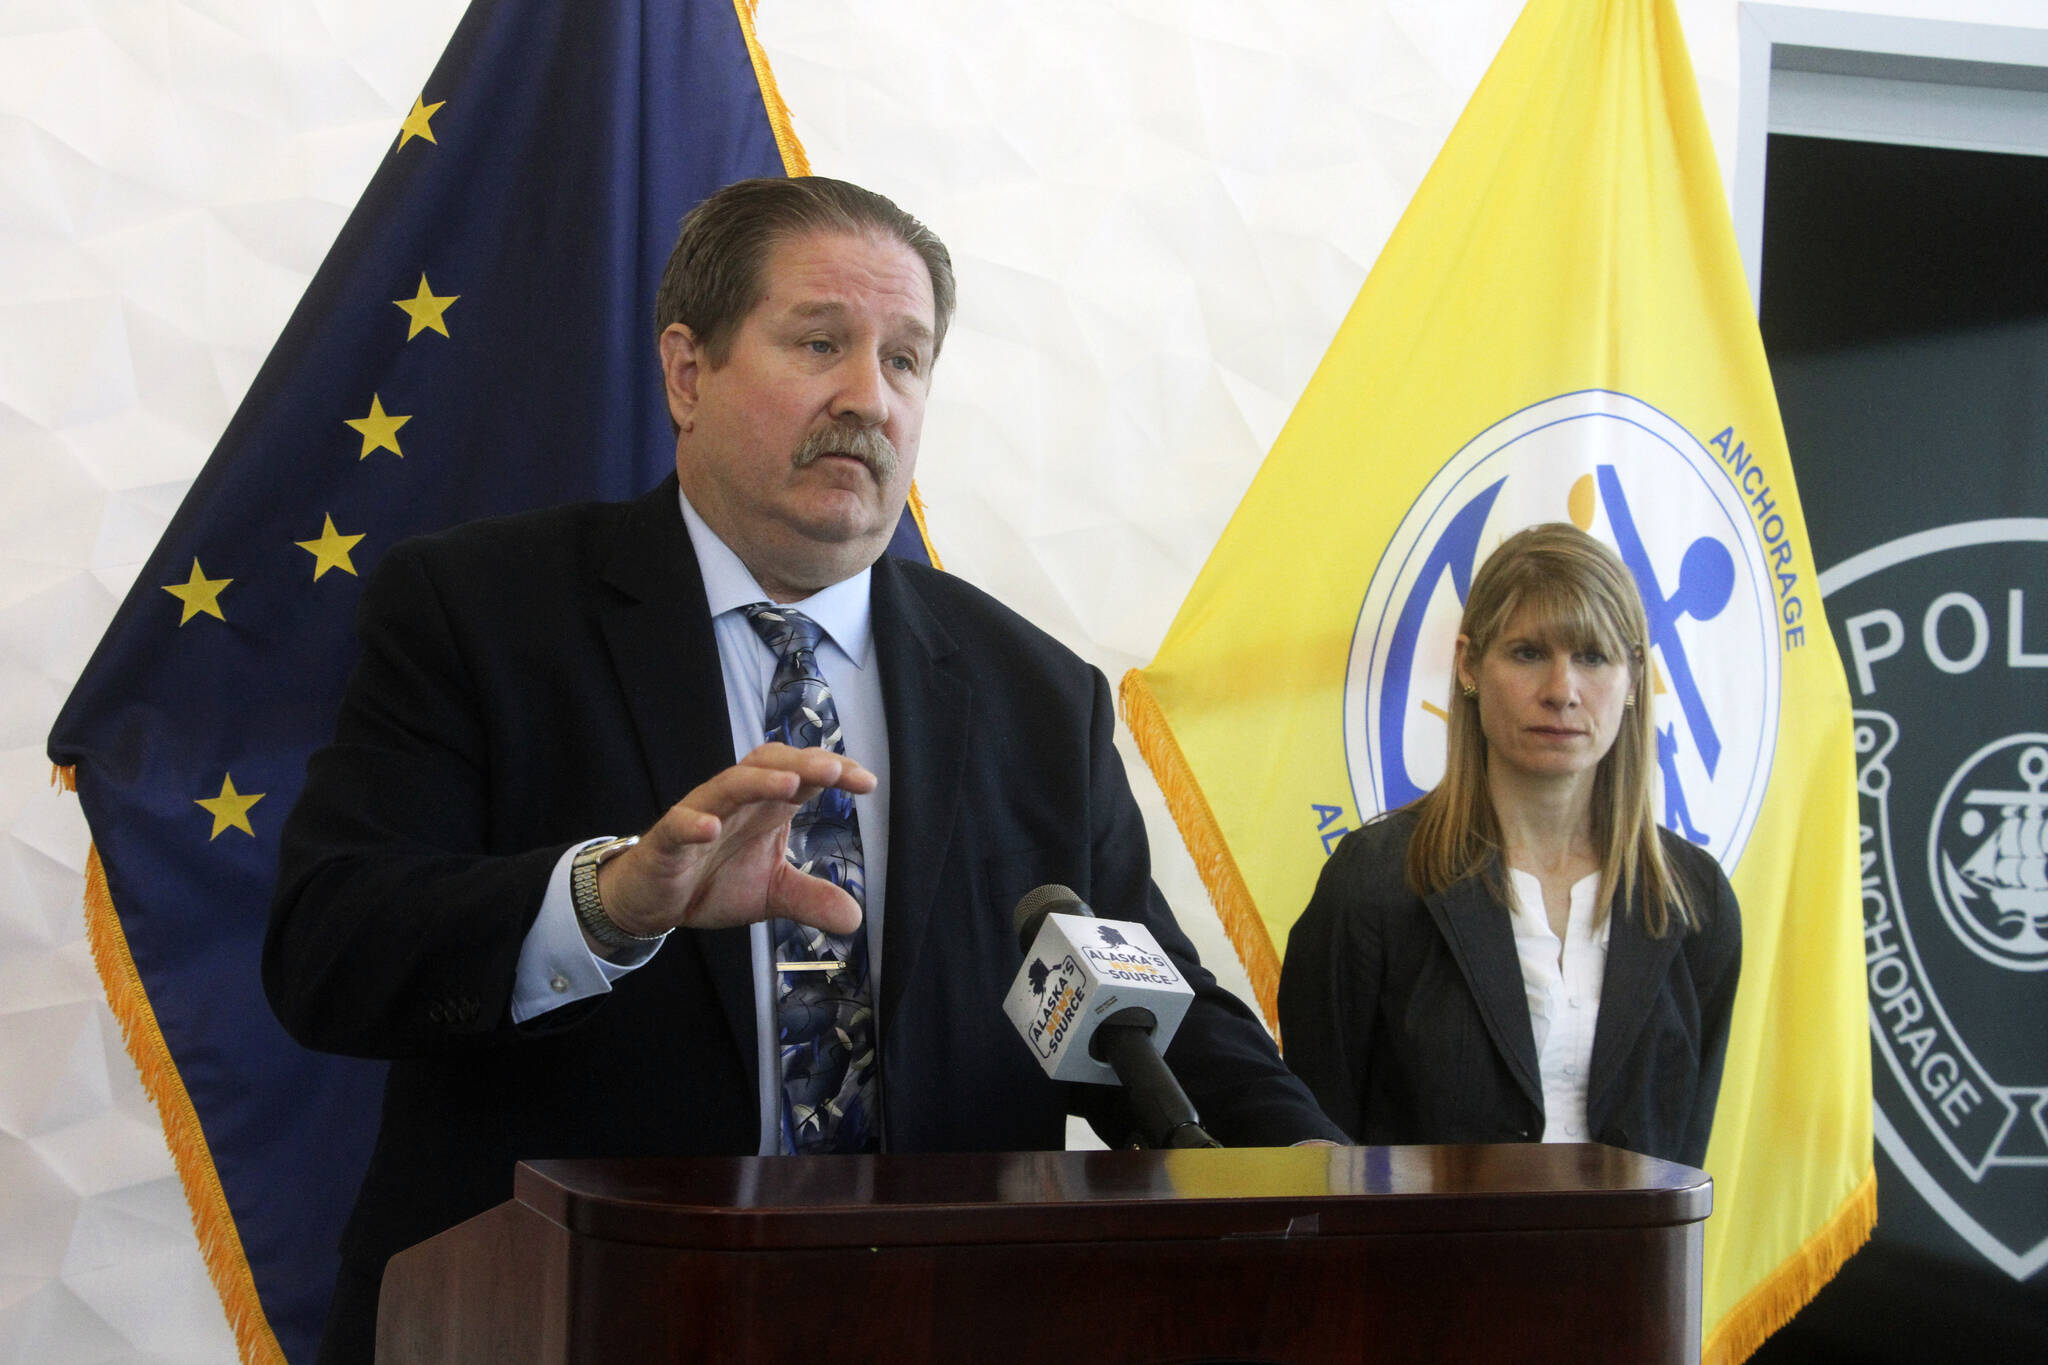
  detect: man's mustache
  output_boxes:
[792,424,897,483]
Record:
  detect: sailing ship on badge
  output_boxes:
[1939,742,2048,963]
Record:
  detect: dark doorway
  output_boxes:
[1751,132,2048,1364]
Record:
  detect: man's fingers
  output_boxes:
[641,767,799,854]
[740,742,877,795]
[696,761,807,814]
[770,862,864,937]
[692,749,874,817]
[645,804,720,850]
[642,748,874,854]
[606,748,875,935]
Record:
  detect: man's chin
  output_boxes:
[776,500,902,567]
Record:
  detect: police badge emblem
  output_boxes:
[1825,519,2048,1279]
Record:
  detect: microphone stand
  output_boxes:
[1090,1007,1221,1149]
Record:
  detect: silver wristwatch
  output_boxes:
[570,835,659,953]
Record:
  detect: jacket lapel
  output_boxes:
[1587,884,1683,1125]
[595,475,734,802]
[1426,874,1545,1113]
[867,559,970,1031]
[593,474,756,1093]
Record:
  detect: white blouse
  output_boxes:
[1504,868,1609,1143]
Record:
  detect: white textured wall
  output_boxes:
[1,0,2041,1359]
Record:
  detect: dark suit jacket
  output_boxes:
[266,476,1340,1277]
[1276,807,1740,1167]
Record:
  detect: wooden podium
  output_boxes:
[376,1144,1709,1364]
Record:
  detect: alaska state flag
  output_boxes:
[1122,1,1872,1359]
[41,2,938,1361]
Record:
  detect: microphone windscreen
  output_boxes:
[1003,897,1195,1085]
[1013,883,1089,950]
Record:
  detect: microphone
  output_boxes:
[1002,884,1220,1149]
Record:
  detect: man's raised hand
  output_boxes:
[593,743,874,943]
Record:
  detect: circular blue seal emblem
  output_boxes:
[1343,390,1779,871]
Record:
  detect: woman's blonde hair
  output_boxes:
[1404,522,1698,935]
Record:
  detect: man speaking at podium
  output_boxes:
[265,176,1342,1362]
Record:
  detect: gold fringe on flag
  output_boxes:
[1119,671,1283,1032]
[1705,1169,1877,1365]
[735,0,812,177]
[905,483,946,571]
[75,820,286,1365]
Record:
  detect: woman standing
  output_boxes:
[1278,523,1740,1166]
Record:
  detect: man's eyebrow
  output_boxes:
[786,299,934,345]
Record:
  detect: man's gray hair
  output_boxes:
[654,176,955,369]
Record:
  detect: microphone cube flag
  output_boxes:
[1003,913,1195,1084]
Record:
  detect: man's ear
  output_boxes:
[659,323,701,431]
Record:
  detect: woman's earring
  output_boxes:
[1460,681,1477,699]
[1623,692,1636,709]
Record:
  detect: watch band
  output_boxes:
[570,835,659,953]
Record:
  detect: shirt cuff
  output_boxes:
[510,838,665,1022]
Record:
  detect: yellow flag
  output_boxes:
[1121,1,1872,1358]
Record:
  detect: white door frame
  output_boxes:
[1734,4,2048,308]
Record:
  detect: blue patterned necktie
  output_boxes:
[742,604,878,1154]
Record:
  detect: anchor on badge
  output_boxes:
[1941,744,2048,962]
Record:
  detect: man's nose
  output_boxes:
[832,356,891,427]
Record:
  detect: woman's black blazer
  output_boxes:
[1277,808,1741,1167]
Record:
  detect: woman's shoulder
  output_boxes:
[1311,807,1429,915]
[1330,805,1421,867]
[1652,826,1742,944]
[1293,808,1427,950]
[1653,826,1730,890]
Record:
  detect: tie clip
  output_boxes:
[776,960,848,974]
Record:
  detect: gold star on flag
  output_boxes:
[346,394,411,459]
[397,95,445,150]
[195,774,264,840]
[162,559,231,625]
[295,515,366,580]
[394,274,458,339]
